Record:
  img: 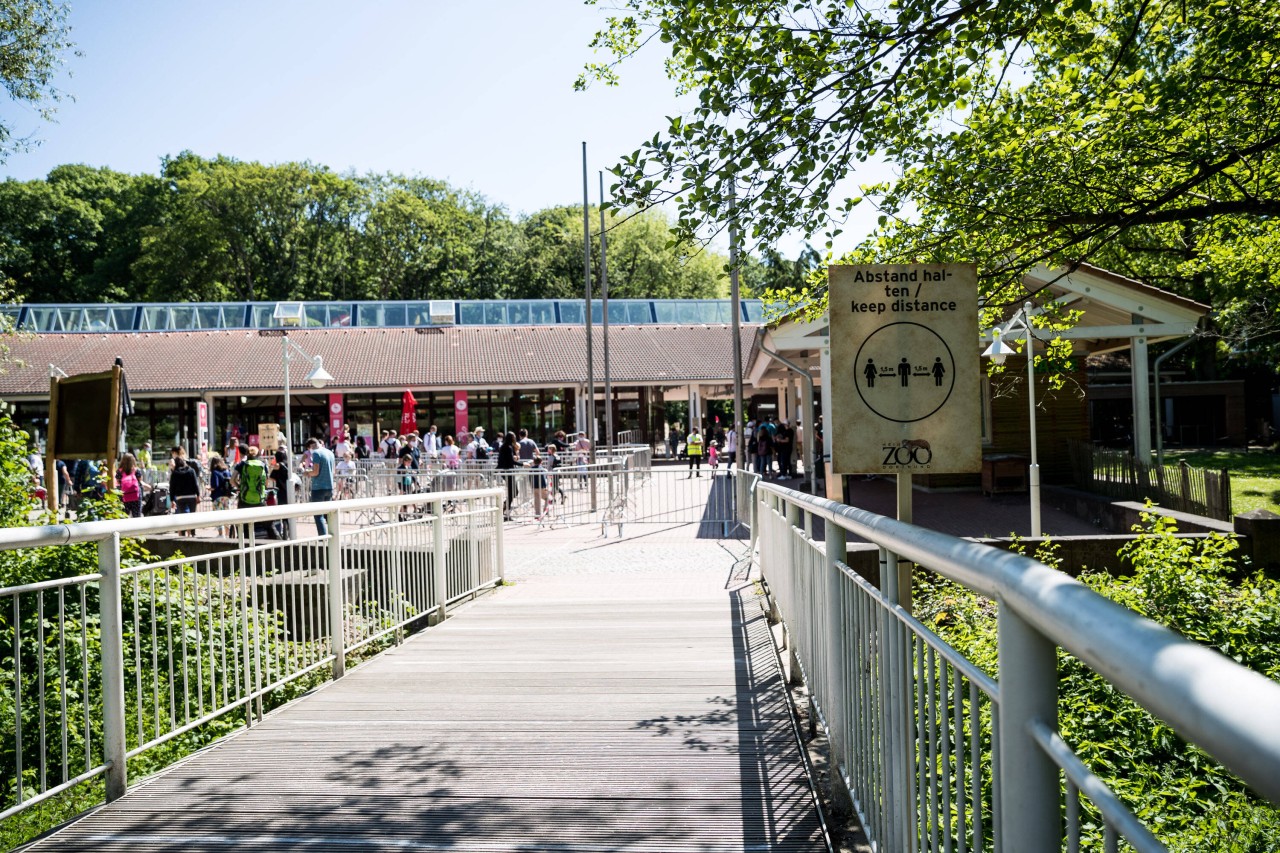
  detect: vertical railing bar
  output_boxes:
[165,565,176,732]
[37,589,47,794]
[915,631,926,853]
[179,565,190,725]
[1104,822,1118,853]
[132,573,142,746]
[13,595,23,805]
[249,526,263,721]
[80,584,89,774]
[991,701,1002,853]
[237,527,252,728]
[955,671,966,853]
[970,682,982,853]
[928,646,940,853]
[58,586,68,785]
[150,567,160,742]
[1066,779,1080,853]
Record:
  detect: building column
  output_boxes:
[820,322,840,500]
[688,384,702,433]
[1131,335,1151,460]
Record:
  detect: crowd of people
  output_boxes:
[668,415,814,480]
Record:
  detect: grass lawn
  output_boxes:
[1162,449,1280,515]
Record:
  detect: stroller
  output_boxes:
[143,484,170,516]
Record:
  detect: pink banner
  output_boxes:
[328,394,345,439]
[453,390,469,433]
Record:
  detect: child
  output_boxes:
[708,440,720,474]
[530,455,549,519]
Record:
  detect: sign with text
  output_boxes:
[257,423,280,453]
[829,264,981,474]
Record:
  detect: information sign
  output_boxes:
[829,264,981,474]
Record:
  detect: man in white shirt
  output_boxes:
[424,425,441,457]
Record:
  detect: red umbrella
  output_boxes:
[400,390,418,434]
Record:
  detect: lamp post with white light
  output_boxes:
[281,335,333,534]
[983,301,1041,537]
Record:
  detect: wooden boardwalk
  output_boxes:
[28,534,829,852]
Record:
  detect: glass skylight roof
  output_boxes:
[8,299,768,333]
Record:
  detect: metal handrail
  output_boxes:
[0,486,506,828]
[755,480,1280,851]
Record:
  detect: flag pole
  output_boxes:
[582,143,598,511]
[599,171,614,455]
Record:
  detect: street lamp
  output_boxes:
[281,335,333,535]
[983,301,1041,537]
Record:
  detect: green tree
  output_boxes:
[581,0,1280,352]
[0,0,76,161]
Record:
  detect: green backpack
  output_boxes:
[239,458,268,506]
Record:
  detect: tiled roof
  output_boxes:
[0,324,761,397]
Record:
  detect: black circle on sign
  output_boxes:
[854,321,956,423]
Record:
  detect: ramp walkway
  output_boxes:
[26,528,829,852]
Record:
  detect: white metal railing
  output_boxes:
[755,482,1280,852]
[0,487,504,826]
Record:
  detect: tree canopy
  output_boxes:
[581,0,1280,360]
[0,154,818,305]
[0,0,76,161]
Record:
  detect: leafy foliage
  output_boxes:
[583,0,1280,364]
[0,0,77,161]
[916,516,1280,850]
[0,154,819,305]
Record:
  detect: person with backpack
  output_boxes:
[169,456,202,536]
[233,445,270,510]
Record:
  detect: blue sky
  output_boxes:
[1,1,882,254]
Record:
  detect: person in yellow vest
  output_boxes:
[686,425,705,478]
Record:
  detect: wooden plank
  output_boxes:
[28,540,828,852]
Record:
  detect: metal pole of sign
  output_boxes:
[896,473,913,613]
[581,143,597,511]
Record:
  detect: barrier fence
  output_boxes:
[0,487,504,826]
[1067,439,1233,520]
[755,481,1280,852]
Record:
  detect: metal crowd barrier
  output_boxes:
[0,487,504,824]
[754,481,1280,852]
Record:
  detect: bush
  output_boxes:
[915,513,1280,851]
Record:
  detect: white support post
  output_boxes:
[98,533,128,802]
[997,604,1061,852]
[326,509,345,679]
[820,325,839,500]
[825,521,852,811]
[494,499,505,585]
[1131,335,1152,461]
[433,502,447,622]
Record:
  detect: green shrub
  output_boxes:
[915,513,1280,851]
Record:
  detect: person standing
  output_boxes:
[497,431,518,520]
[725,425,737,468]
[169,456,201,536]
[117,453,144,518]
[774,420,795,478]
[685,426,705,477]
[305,437,336,536]
[667,424,680,460]
[755,425,774,478]
[516,429,538,462]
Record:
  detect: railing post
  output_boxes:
[785,499,803,685]
[879,544,913,850]
[327,509,345,680]
[98,533,128,802]
[494,498,505,585]
[997,604,1060,852]
[433,500,447,622]
[825,520,851,811]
